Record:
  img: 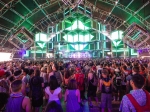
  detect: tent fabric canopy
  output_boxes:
[0,0,150,48]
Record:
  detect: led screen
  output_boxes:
[63,19,94,51]
[0,52,12,62]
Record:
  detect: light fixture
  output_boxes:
[115,1,118,4]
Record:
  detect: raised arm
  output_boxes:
[22,97,31,112]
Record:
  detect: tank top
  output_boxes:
[66,90,81,112]
[5,93,25,112]
[101,78,112,94]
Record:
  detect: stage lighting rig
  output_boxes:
[62,0,83,8]
[123,23,150,51]
[8,27,34,50]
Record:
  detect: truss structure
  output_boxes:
[98,0,150,31]
[123,23,150,53]
[0,0,59,47]
[0,0,150,49]
[8,27,34,50]
[33,0,128,34]
[62,0,83,8]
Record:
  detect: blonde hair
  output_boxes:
[47,65,52,74]
[41,67,45,72]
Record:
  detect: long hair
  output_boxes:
[68,79,77,90]
[49,76,59,90]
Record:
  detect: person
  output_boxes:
[44,101,63,112]
[5,80,31,112]
[87,67,98,108]
[63,70,71,89]
[22,68,30,96]
[47,65,53,81]
[0,70,9,93]
[30,69,44,112]
[65,79,82,112]
[45,76,62,105]
[0,92,9,112]
[120,74,150,112]
[74,67,85,101]
[126,66,139,93]
[51,63,63,86]
[113,70,122,101]
[99,69,113,112]
[40,67,48,88]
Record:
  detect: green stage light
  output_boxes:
[71,44,88,50]
[111,30,123,40]
[63,34,93,43]
[35,33,47,42]
[66,20,89,30]
[112,41,122,47]
[35,33,47,49]
[63,19,94,50]
[37,43,46,49]
[17,37,28,43]
[131,49,137,55]
[111,30,123,47]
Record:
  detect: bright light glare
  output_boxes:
[37,43,46,49]
[66,20,89,30]
[63,34,93,42]
[0,52,12,62]
[111,30,123,40]
[141,56,150,59]
[35,33,47,42]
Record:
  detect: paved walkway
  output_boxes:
[60,90,121,112]
[61,98,120,112]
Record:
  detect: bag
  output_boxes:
[127,90,150,112]
[77,74,84,90]
[92,73,98,86]
[77,74,84,86]
[115,74,122,86]
[54,71,62,85]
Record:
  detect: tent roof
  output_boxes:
[0,0,150,48]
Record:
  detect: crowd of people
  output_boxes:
[0,58,150,112]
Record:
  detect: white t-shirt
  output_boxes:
[45,87,61,102]
[49,72,54,77]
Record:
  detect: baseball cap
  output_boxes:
[76,67,81,71]
[0,70,5,77]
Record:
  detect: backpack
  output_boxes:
[77,74,84,90]
[53,71,62,85]
[91,73,98,86]
[127,90,150,112]
[115,73,122,86]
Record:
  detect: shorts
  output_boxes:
[101,93,112,109]
[113,86,121,93]
[87,90,96,97]
[122,85,126,90]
